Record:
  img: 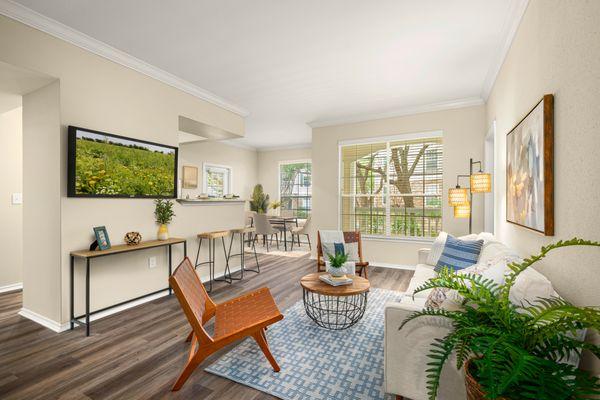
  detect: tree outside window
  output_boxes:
[340,135,442,238]
[280,161,311,218]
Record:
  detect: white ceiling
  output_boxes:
[10,0,526,149]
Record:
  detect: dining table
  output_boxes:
[267,216,299,251]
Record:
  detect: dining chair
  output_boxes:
[253,213,281,252]
[290,215,312,250]
[169,257,283,391]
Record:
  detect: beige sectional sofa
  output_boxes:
[384,232,521,400]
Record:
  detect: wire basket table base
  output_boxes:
[302,289,368,330]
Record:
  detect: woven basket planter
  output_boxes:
[464,359,508,400]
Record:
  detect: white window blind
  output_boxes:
[339,133,443,238]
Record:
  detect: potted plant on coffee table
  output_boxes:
[154,199,175,240]
[400,238,600,400]
[327,252,350,278]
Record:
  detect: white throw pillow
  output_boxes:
[478,240,521,267]
[510,267,558,306]
[425,258,510,310]
[426,231,447,266]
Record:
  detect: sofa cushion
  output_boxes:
[510,267,558,306]
[426,231,447,266]
[426,258,511,309]
[435,235,483,272]
[405,264,437,298]
[478,240,521,267]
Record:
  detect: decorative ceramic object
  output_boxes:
[326,261,355,277]
[124,231,142,245]
[157,224,169,240]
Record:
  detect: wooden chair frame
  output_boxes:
[169,257,283,391]
[316,231,369,278]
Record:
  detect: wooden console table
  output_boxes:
[70,238,187,336]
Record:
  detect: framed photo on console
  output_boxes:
[506,94,554,236]
[93,226,112,250]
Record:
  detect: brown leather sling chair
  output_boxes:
[169,257,284,391]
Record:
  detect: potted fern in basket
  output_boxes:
[400,238,600,400]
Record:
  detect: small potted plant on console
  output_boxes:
[154,199,175,240]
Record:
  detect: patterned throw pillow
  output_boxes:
[435,235,483,272]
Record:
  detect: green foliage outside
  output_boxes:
[154,199,175,225]
[75,138,175,196]
[352,207,442,237]
[280,162,311,217]
[400,238,600,399]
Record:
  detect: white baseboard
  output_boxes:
[19,308,64,332]
[0,282,23,294]
[19,265,243,333]
[370,262,416,271]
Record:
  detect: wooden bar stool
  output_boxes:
[227,227,260,280]
[194,230,232,292]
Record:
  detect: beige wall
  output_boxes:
[312,105,486,266]
[0,15,248,326]
[179,141,258,200]
[0,105,23,289]
[257,147,312,201]
[486,0,600,307]
[22,81,62,321]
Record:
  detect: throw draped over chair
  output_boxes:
[316,231,369,278]
[169,257,283,391]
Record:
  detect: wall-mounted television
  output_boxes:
[67,126,178,198]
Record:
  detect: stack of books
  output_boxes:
[319,274,353,286]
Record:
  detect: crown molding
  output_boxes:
[0,0,250,117]
[480,0,530,100]
[257,143,312,152]
[308,97,484,128]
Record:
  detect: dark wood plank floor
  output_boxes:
[0,254,413,400]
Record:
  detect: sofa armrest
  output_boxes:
[418,248,431,265]
[384,301,465,400]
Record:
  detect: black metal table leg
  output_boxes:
[168,244,172,295]
[284,221,288,251]
[85,258,90,337]
[70,255,74,330]
[184,241,187,258]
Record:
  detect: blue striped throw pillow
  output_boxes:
[435,235,483,272]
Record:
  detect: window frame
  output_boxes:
[278,159,312,218]
[337,131,443,243]
[202,162,232,197]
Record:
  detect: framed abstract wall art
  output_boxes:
[506,94,554,236]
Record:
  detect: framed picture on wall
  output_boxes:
[182,165,198,189]
[506,94,554,236]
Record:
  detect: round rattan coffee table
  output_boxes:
[300,272,370,330]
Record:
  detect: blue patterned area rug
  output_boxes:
[205,288,403,400]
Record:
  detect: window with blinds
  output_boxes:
[280,161,311,218]
[339,133,443,238]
